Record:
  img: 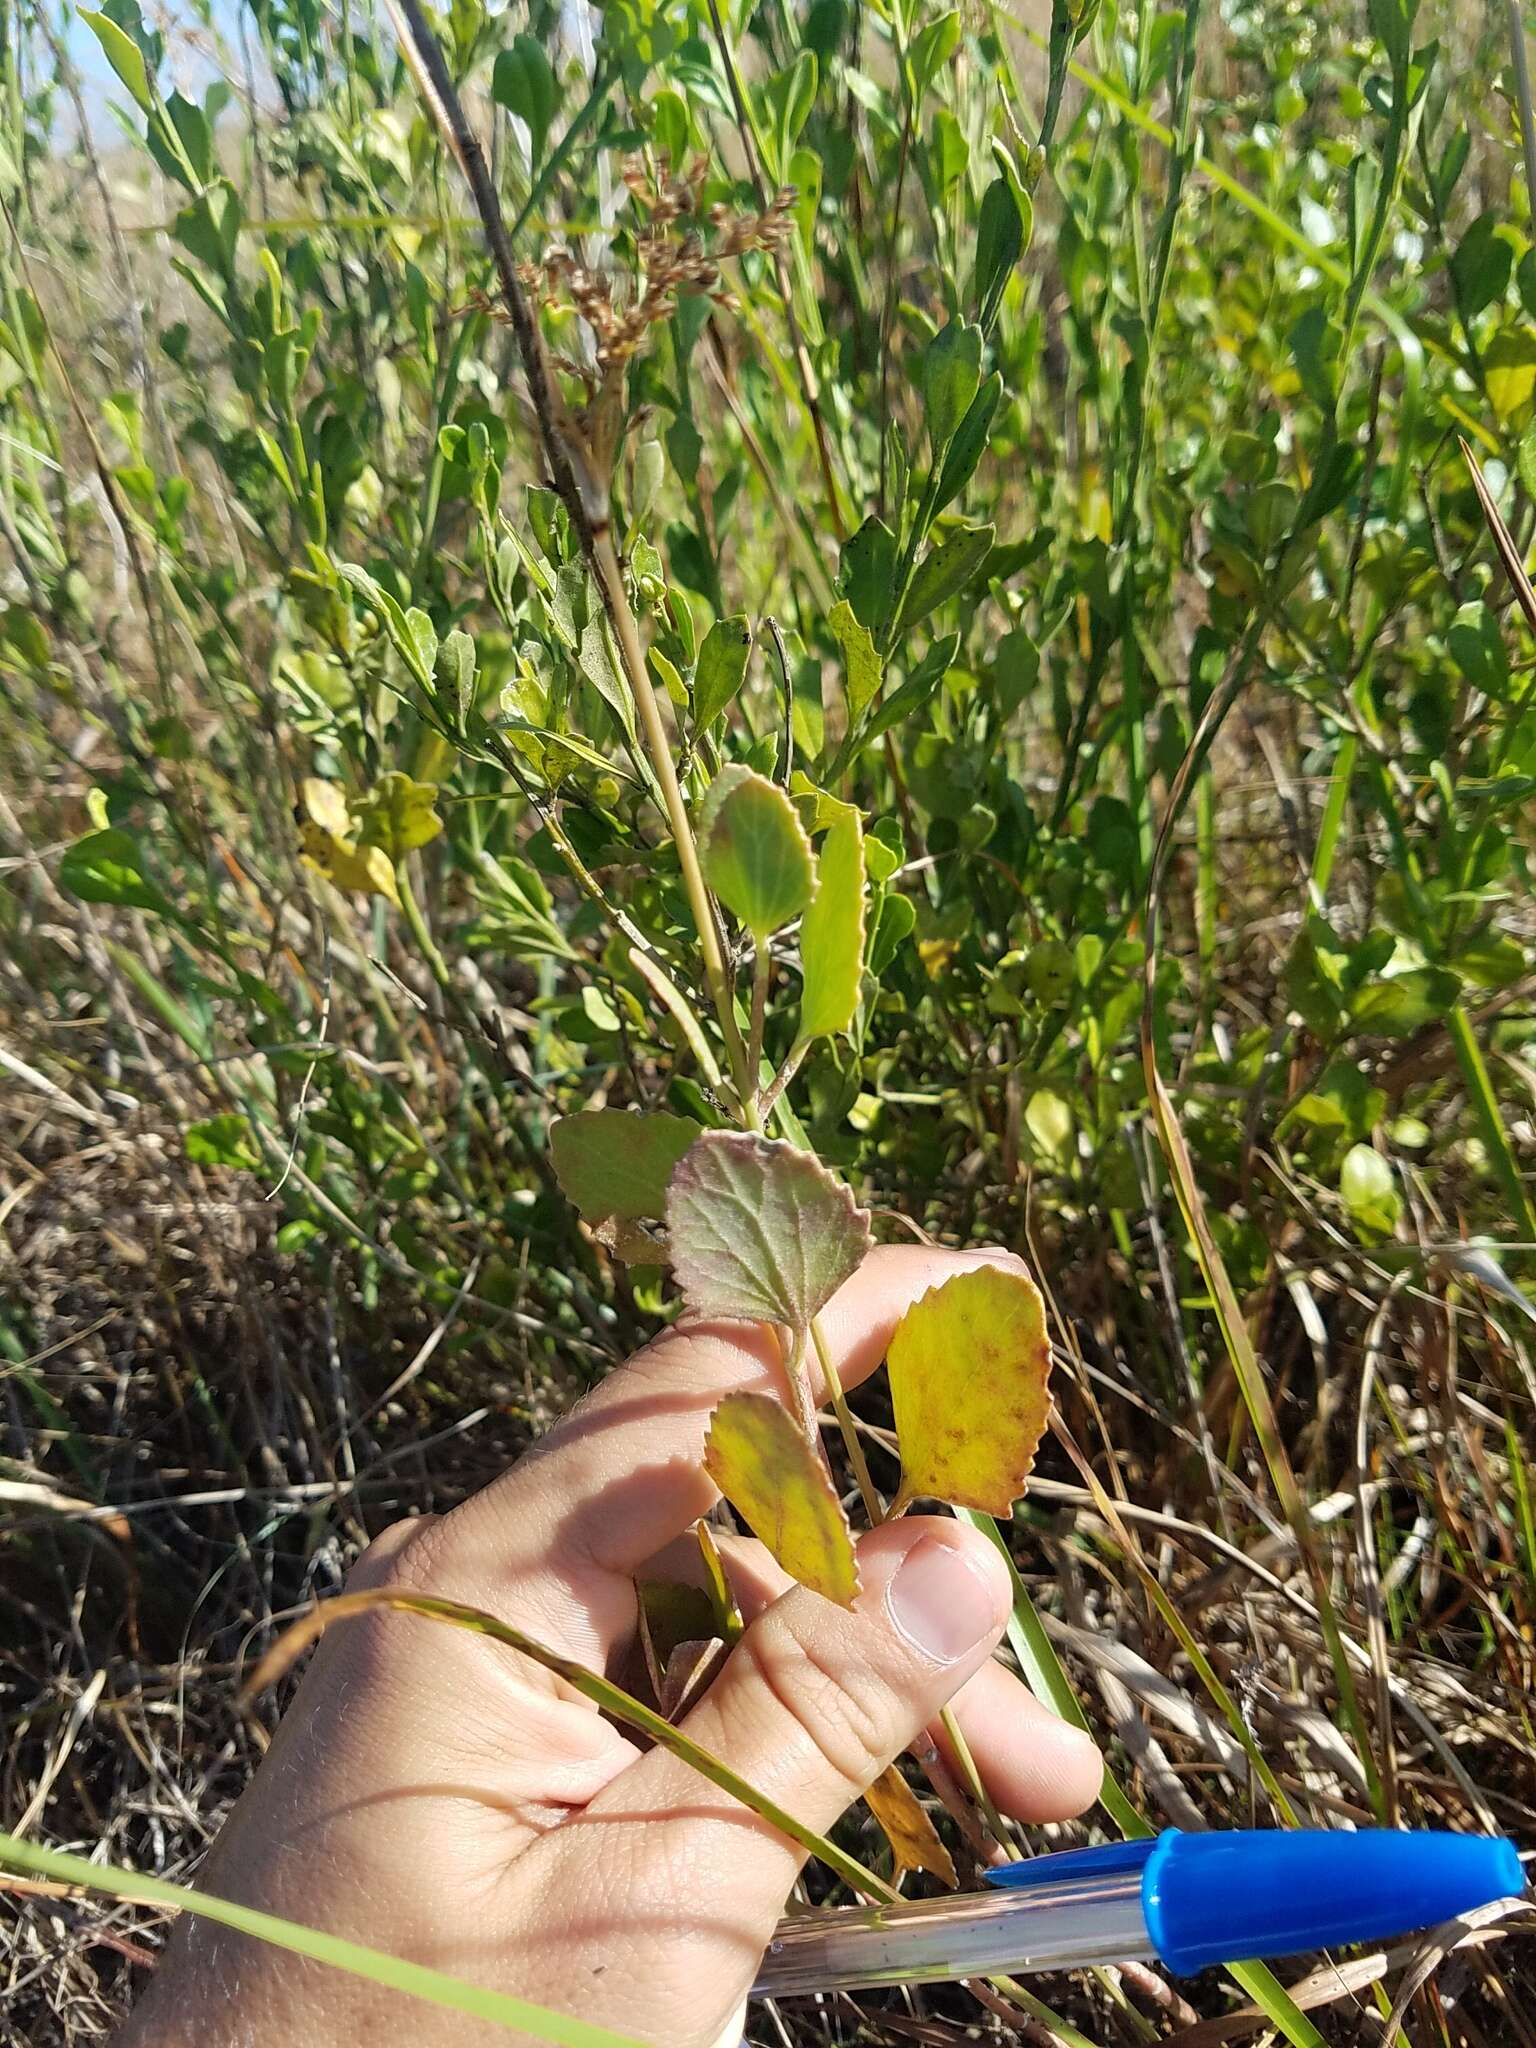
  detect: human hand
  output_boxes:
[118,1245,1102,2048]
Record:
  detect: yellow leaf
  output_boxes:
[1484,329,1536,424]
[863,1765,957,1886]
[299,821,400,906]
[355,770,443,860]
[887,1264,1052,1516]
[917,935,958,978]
[302,775,352,838]
[704,1391,861,1607]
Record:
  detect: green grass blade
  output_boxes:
[1225,1959,1329,2047]
[1448,1002,1536,1240]
[248,1587,895,1902]
[0,1831,643,2046]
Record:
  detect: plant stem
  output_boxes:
[703,0,848,541]
[747,943,772,1088]
[1511,0,1536,228]
[0,1831,641,2048]
[810,1315,884,1524]
[940,1705,1017,1858]
[589,529,755,1115]
[806,1328,1013,1861]
[1448,1003,1536,1240]
[761,1037,809,1125]
[387,0,754,1117]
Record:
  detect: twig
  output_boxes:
[265,922,332,1200]
[1510,0,1536,230]
[387,0,753,1110]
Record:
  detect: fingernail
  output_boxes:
[884,1533,1002,1665]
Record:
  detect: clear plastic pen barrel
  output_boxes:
[753,1867,1152,1999]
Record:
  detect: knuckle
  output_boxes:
[740,1609,896,1791]
[347,1512,438,1593]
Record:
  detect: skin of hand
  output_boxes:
[116,1245,1103,2048]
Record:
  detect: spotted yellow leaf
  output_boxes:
[887,1264,1051,1516]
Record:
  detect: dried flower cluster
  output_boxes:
[464,156,795,379]
[459,155,796,479]
[539,155,794,370]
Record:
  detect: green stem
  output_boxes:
[590,532,755,1117]
[747,942,772,1089]
[1309,731,1357,903]
[941,1705,1017,1857]
[810,1315,884,1525]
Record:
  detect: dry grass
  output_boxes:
[0,1084,582,2045]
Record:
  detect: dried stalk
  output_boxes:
[386,0,752,1110]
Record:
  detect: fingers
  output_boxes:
[506,1519,1012,2044]
[925,1654,1104,1822]
[646,1518,1012,1841]
[650,1526,1103,1822]
[396,1244,1024,1668]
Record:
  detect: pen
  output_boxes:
[753,1827,1525,1998]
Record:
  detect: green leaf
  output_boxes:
[888,1264,1052,1515]
[577,612,642,754]
[650,647,688,708]
[693,614,753,730]
[704,1391,860,1605]
[1024,1088,1073,1160]
[908,8,961,96]
[354,772,443,861]
[492,34,558,164]
[760,50,818,176]
[1287,304,1337,414]
[868,891,916,973]
[1450,212,1511,320]
[699,768,815,939]
[799,809,866,1040]
[79,10,154,112]
[60,829,175,917]
[435,629,477,725]
[1453,932,1526,986]
[1349,967,1460,1037]
[920,320,982,454]
[148,89,213,188]
[1341,1143,1402,1235]
[933,373,1003,516]
[895,523,994,635]
[1447,600,1510,698]
[838,517,898,638]
[826,598,883,720]
[973,176,1028,334]
[929,108,969,195]
[550,1109,703,1224]
[186,1112,259,1171]
[666,1130,872,1327]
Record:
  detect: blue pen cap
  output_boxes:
[1142,1828,1525,1974]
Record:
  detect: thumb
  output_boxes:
[526,1519,1010,2043]
[676,1516,1012,1848]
